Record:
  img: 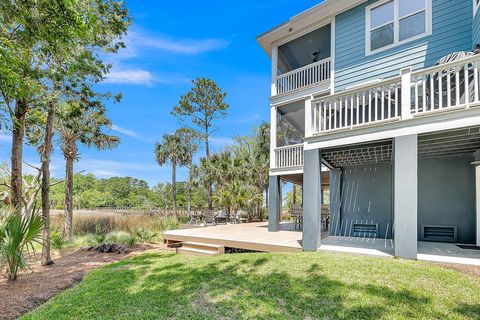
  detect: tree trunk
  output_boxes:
[187,184,191,213]
[10,100,28,211]
[293,185,297,205]
[41,105,54,266]
[172,160,177,216]
[205,131,213,210]
[63,144,75,240]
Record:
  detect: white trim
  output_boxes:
[304,107,480,150]
[330,16,336,95]
[269,168,304,176]
[474,0,480,17]
[271,45,278,96]
[365,0,432,56]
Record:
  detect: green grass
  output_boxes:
[22,251,480,320]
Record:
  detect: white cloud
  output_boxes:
[142,36,229,55]
[234,113,261,123]
[105,68,156,85]
[111,124,153,143]
[209,136,234,147]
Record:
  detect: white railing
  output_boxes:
[312,77,402,134]
[274,144,304,169]
[275,58,331,95]
[410,55,480,115]
[311,54,480,135]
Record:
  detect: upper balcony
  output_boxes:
[271,54,480,172]
[271,23,332,97]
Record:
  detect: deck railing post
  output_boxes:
[305,95,313,138]
[401,67,413,120]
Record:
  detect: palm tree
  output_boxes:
[57,102,119,239]
[155,129,197,215]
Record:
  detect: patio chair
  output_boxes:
[203,209,217,226]
[291,204,303,230]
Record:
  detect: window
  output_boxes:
[475,0,480,16]
[366,0,431,55]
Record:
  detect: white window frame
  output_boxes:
[365,0,432,56]
[474,0,480,16]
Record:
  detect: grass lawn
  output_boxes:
[22,251,480,320]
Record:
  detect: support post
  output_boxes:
[473,150,480,246]
[303,149,322,250]
[268,175,281,232]
[270,105,277,169]
[394,134,418,259]
[329,168,342,236]
[305,96,313,138]
[400,67,413,120]
[271,45,278,96]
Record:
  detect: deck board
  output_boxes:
[163,222,302,252]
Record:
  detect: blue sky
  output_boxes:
[0,0,320,187]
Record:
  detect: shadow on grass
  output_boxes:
[25,252,475,320]
[113,254,434,319]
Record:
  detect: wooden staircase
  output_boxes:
[176,242,225,256]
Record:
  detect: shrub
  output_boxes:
[133,228,157,242]
[105,231,131,244]
[50,229,69,250]
[124,234,138,247]
[93,233,107,245]
[0,210,43,281]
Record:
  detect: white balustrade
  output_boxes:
[274,144,304,169]
[311,78,402,134]
[410,55,480,115]
[275,58,331,95]
[310,55,480,135]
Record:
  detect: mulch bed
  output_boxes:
[0,243,172,320]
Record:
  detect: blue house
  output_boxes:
[257,0,480,258]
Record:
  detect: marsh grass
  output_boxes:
[51,212,182,240]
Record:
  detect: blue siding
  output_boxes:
[335,0,473,91]
[474,5,480,47]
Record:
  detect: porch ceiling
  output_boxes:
[322,140,393,168]
[321,126,480,168]
[418,127,480,159]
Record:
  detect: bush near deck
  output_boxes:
[23,252,480,320]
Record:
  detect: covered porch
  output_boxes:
[268,126,480,263]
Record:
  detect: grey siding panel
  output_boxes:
[335,0,473,91]
[330,163,393,239]
[418,155,476,244]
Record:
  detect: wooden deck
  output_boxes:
[163,222,302,252]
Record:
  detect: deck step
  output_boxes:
[176,242,225,256]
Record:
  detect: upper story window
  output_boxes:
[366,0,432,55]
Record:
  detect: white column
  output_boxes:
[271,45,278,96]
[394,134,418,259]
[305,96,313,138]
[270,105,277,169]
[400,67,412,120]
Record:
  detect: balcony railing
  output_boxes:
[410,56,480,115]
[275,58,331,96]
[274,143,304,169]
[311,55,480,135]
